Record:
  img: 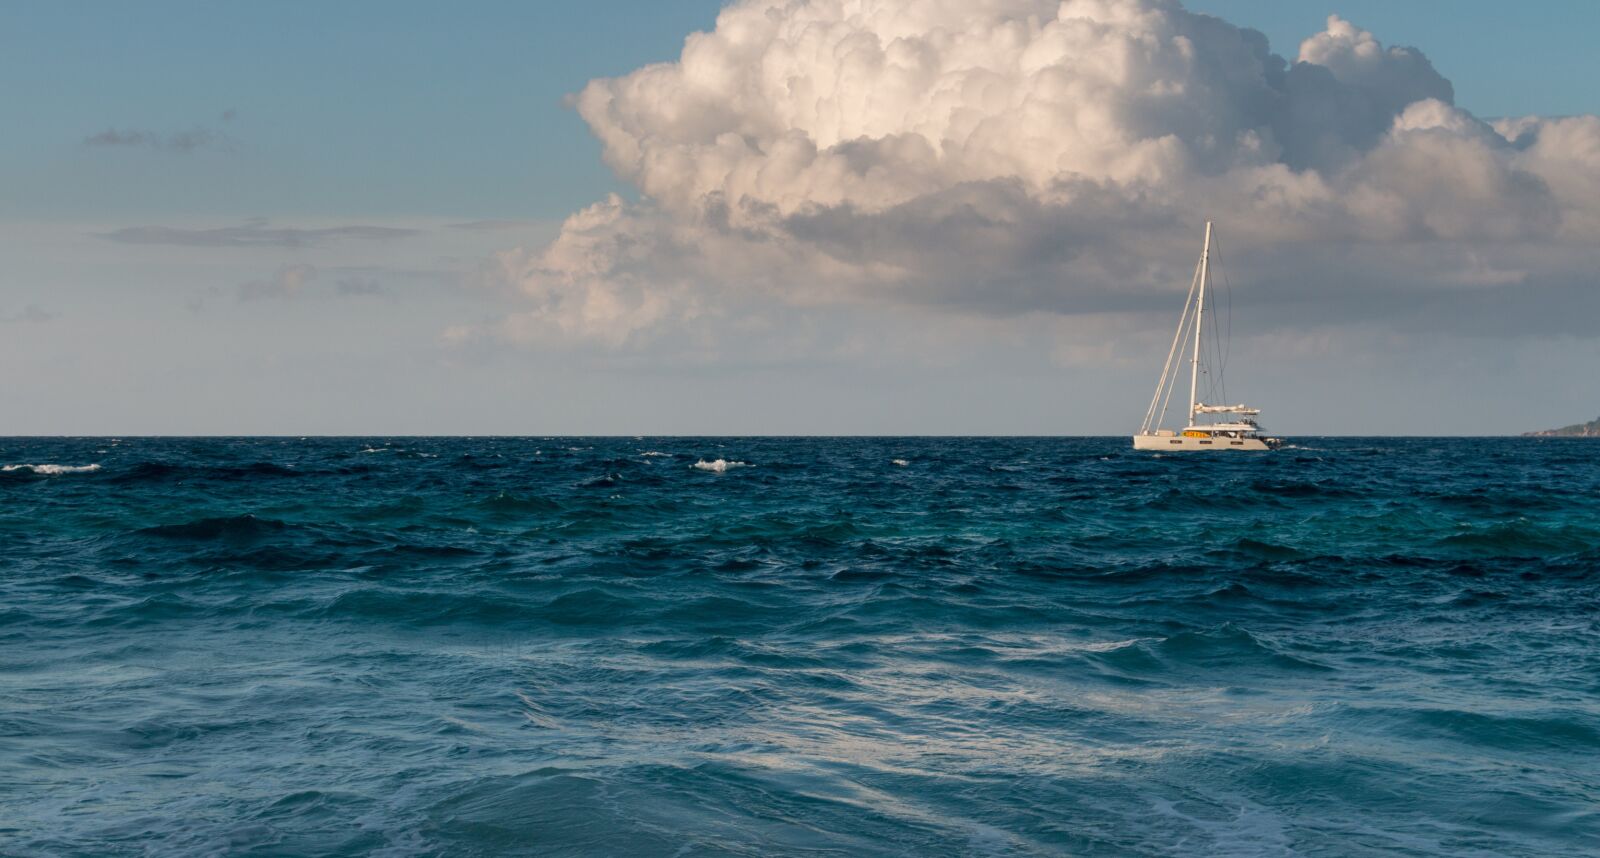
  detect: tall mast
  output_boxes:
[1188,221,1212,424]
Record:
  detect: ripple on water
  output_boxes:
[0,436,1596,856]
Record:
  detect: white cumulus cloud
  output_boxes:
[483,0,1600,348]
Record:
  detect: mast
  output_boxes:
[1188,221,1212,425]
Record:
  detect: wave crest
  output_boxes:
[693,459,748,473]
[2,463,101,475]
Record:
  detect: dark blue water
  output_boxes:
[2,438,1597,856]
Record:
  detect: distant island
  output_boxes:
[1525,416,1600,437]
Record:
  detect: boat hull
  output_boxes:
[1132,434,1279,451]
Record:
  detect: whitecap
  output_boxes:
[640,451,672,458]
[693,459,748,473]
[3,463,102,475]
[892,459,910,467]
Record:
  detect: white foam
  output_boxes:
[693,458,748,473]
[1078,638,1149,653]
[640,451,672,458]
[3,463,102,475]
[892,458,910,467]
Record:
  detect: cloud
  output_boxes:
[448,220,541,231]
[221,266,396,304]
[238,264,319,301]
[100,221,422,248]
[334,275,387,297]
[482,0,1600,350]
[2,305,57,324]
[83,125,236,153]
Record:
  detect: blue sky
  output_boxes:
[3,1,721,220]
[3,1,1598,434]
[6,1,1595,221]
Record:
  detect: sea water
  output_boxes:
[1,437,1596,856]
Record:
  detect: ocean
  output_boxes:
[2,437,1596,856]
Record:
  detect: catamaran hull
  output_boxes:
[1132,435,1280,451]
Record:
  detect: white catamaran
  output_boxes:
[1134,222,1282,451]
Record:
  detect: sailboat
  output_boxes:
[1133,222,1282,451]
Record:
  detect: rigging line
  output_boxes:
[1146,250,1204,433]
[1200,234,1221,408]
[1212,234,1232,407]
[1200,237,1223,408]
[1158,284,1197,431]
[1156,278,1195,431]
[1167,293,1201,427]
[1145,292,1189,431]
[1223,238,1232,406]
[1207,238,1220,406]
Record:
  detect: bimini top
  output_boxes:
[1193,403,1261,416]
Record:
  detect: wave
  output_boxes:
[110,462,183,483]
[474,491,562,514]
[2,463,101,475]
[1249,479,1360,499]
[580,472,624,489]
[321,587,533,625]
[110,461,303,483]
[1090,624,1333,679]
[693,459,748,472]
[892,458,910,466]
[1225,538,1307,561]
[449,453,505,471]
[1143,487,1264,512]
[1350,705,1600,752]
[1435,520,1599,556]
[535,588,641,626]
[134,514,290,541]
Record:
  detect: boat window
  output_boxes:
[1170,440,1182,445]
[1199,441,1212,445]
[1231,441,1244,446]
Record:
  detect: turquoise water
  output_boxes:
[2,437,1597,856]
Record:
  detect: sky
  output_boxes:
[3,0,1597,435]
